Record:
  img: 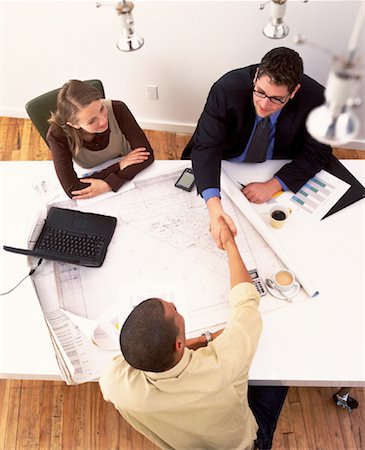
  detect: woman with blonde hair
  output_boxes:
[47,79,154,199]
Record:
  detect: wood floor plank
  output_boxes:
[332,147,362,160]
[319,388,348,450]
[3,380,22,450]
[61,385,78,450]
[16,380,33,450]
[335,388,363,450]
[0,380,11,450]
[175,132,191,159]
[88,382,108,450]
[287,396,310,450]
[349,388,365,449]
[281,431,298,450]
[3,118,20,160]
[50,382,64,450]
[0,116,10,157]
[272,396,294,449]
[38,381,54,450]
[26,380,42,450]
[299,387,336,450]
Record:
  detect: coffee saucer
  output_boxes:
[266,278,300,300]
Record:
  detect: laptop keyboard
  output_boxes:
[38,227,105,260]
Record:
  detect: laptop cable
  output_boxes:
[0,258,43,296]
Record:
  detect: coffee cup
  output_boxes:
[270,205,292,229]
[272,269,296,292]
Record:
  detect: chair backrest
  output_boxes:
[25,79,105,147]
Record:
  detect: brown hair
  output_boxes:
[257,47,303,93]
[48,80,103,154]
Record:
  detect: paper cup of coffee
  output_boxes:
[273,269,295,291]
[270,205,292,229]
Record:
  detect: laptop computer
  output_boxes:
[3,207,117,267]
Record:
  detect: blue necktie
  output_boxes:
[244,117,270,163]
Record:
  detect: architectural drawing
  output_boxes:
[30,168,309,383]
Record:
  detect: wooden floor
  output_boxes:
[1,117,364,450]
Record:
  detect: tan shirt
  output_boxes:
[99,282,262,450]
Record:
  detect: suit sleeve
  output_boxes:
[190,83,230,194]
[274,135,332,192]
[273,80,333,192]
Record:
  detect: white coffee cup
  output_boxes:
[270,205,292,229]
[272,269,296,292]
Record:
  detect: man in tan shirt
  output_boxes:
[99,217,287,449]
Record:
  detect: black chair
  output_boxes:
[25,79,105,146]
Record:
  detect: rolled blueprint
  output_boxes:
[221,168,319,297]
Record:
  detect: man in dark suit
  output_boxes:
[182,47,332,248]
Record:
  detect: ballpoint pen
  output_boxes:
[238,181,284,198]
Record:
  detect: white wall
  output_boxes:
[1,0,364,147]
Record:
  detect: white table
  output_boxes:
[0,160,364,386]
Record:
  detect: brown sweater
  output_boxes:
[47,101,154,198]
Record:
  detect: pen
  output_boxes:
[273,190,284,198]
[237,181,283,198]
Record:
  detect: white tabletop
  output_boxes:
[0,160,364,386]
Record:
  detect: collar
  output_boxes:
[145,348,191,381]
[256,108,281,126]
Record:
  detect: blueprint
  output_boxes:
[30,167,309,383]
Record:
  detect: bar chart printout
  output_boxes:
[291,176,335,214]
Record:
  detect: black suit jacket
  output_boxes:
[182,64,332,194]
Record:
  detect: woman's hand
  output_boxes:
[119,147,150,171]
[71,179,111,200]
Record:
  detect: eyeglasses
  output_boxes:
[253,88,289,105]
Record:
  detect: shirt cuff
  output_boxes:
[202,188,221,201]
[274,175,289,191]
[105,172,125,192]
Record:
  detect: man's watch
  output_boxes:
[201,331,212,344]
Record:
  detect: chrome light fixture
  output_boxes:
[260,0,289,39]
[260,0,309,40]
[96,1,144,52]
[303,2,364,146]
[115,1,144,52]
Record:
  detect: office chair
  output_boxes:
[25,79,105,146]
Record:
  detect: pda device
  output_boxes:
[175,168,195,192]
[249,269,268,297]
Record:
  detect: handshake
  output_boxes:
[218,216,237,251]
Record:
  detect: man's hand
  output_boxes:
[119,147,150,171]
[218,216,236,251]
[206,197,237,250]
[242,177,282,203]
[71,179,111,200]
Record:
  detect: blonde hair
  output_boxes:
[48,80,103,155]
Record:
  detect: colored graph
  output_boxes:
[290,176,335,214]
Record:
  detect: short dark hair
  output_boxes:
[120,298,179,372]
[257,47,303,93]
